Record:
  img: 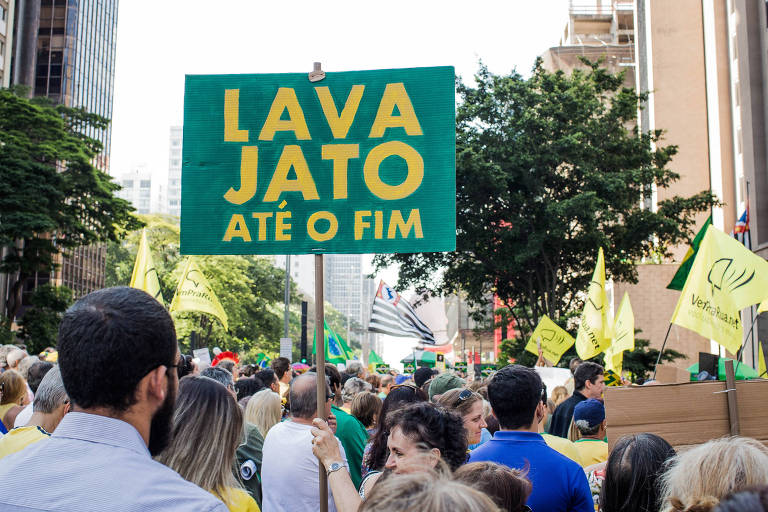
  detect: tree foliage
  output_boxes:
[0,87,141,319]
[105,216,358,363]
[17,284,74,354]
[375,60,716,340]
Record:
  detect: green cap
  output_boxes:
[428,373,465,400]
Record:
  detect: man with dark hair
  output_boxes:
[262,372,346,511]
[13,360,53,427]
[548,361,605,438]
[271,356,292,397]
[311,363,368,489]
[0,287,227,511]
[413,366,436,389]
[470,365,592,512]
[255,368,279,394]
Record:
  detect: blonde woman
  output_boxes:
[156,376,259,512]
[0,370,29,431]
[245,389,281,439]
[660,436,768,512]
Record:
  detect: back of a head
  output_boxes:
[32,366,68,414]
[360,472,501,512]
[201,366,234,388]
[455,461,532,512]
[714,487,768,512]
[58,287,177,411]
[27,361,54,395]
[309,363,341,392]
[0,370,27,405]
[660,436,768,512]
[156,375,243,500]
[234,377,264,401]
[488,365,542,430]
[386,401,467,471]
[6,349,27,369]
[351,391,381,429]
[245,388,282,438]
[255,368,276,388]
[342,377,371,403]
[574,361,604,391]
[601,433,676,512]
[289,372,326,419]
[551,385,569,405]
[414,366,435,388]
[17,355,39,380]
[365,374,381,390]
[346,361,364,378]
[271,357,291,380]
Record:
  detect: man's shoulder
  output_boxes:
[0,439,227,511]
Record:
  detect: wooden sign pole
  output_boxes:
[309,62,328,512]
[314,253,327,512]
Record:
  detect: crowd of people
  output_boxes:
[0,286,767,511]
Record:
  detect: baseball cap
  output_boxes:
[428,373,465,400]
[573,398,605,428]
[395,374,412,385]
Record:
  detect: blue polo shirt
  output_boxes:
[469,430,593,512]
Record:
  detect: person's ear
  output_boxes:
[428,447,441,468]
[144,366,167,403]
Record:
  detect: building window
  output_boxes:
[140,180,151,188]
[122,180,133,188]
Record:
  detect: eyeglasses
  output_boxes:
[453,389,473,407]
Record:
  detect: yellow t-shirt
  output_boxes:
[541,433,582,466]
[0,426,51,460]
[278,381,289,399]
[219,488,260,512]
[574,438,609,467]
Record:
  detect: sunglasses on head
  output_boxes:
[453,388,473,407]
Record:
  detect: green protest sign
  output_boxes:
[375,363,391,374]
[454,361,467,372]
[403,363,415,374]
[181,67,456,255]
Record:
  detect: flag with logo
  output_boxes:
[313,320,353,364]
[169,257,229,330]
[576,248,613,360]
[670,226,768,355]
[524,315,574,365]
[759,298,768,314]
[604,292,634,374]
[130,229,164,305]
[668,216,712,291]
[368,281,435,344]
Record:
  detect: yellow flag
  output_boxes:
[670,226,768,355]
[129,229,163,305]
[524,315,575,365]
[576,247,613,359]
[612,292,635,353]
[169,257,228,330]
[603,343,623,374]
[603,293,634,374]
[758,298,768,314]
[759,343,766,377]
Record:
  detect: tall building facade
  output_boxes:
[168,126,182,217]
[0,0,15,87]
[324,254,364,342]
[3,0,120,312]
[115,166,166,215]
[543,0,768,367]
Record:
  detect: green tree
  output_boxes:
[0,87,141,320]
[375,60,716,341]
[17,284,74,354]
[105,216,299,360]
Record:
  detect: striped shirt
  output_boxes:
[0,412,227,512]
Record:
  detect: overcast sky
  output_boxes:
[109,1,570,366]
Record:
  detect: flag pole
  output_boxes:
[735,313,760,375]
[652,323,673,380]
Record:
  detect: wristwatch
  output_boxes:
[326,461,347,476]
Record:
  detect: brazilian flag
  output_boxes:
[368,350,385,365]
[667,216,712,291]
[312,320,354,364]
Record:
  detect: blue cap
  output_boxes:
[573,398,605,428]
[395,374,411,385]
